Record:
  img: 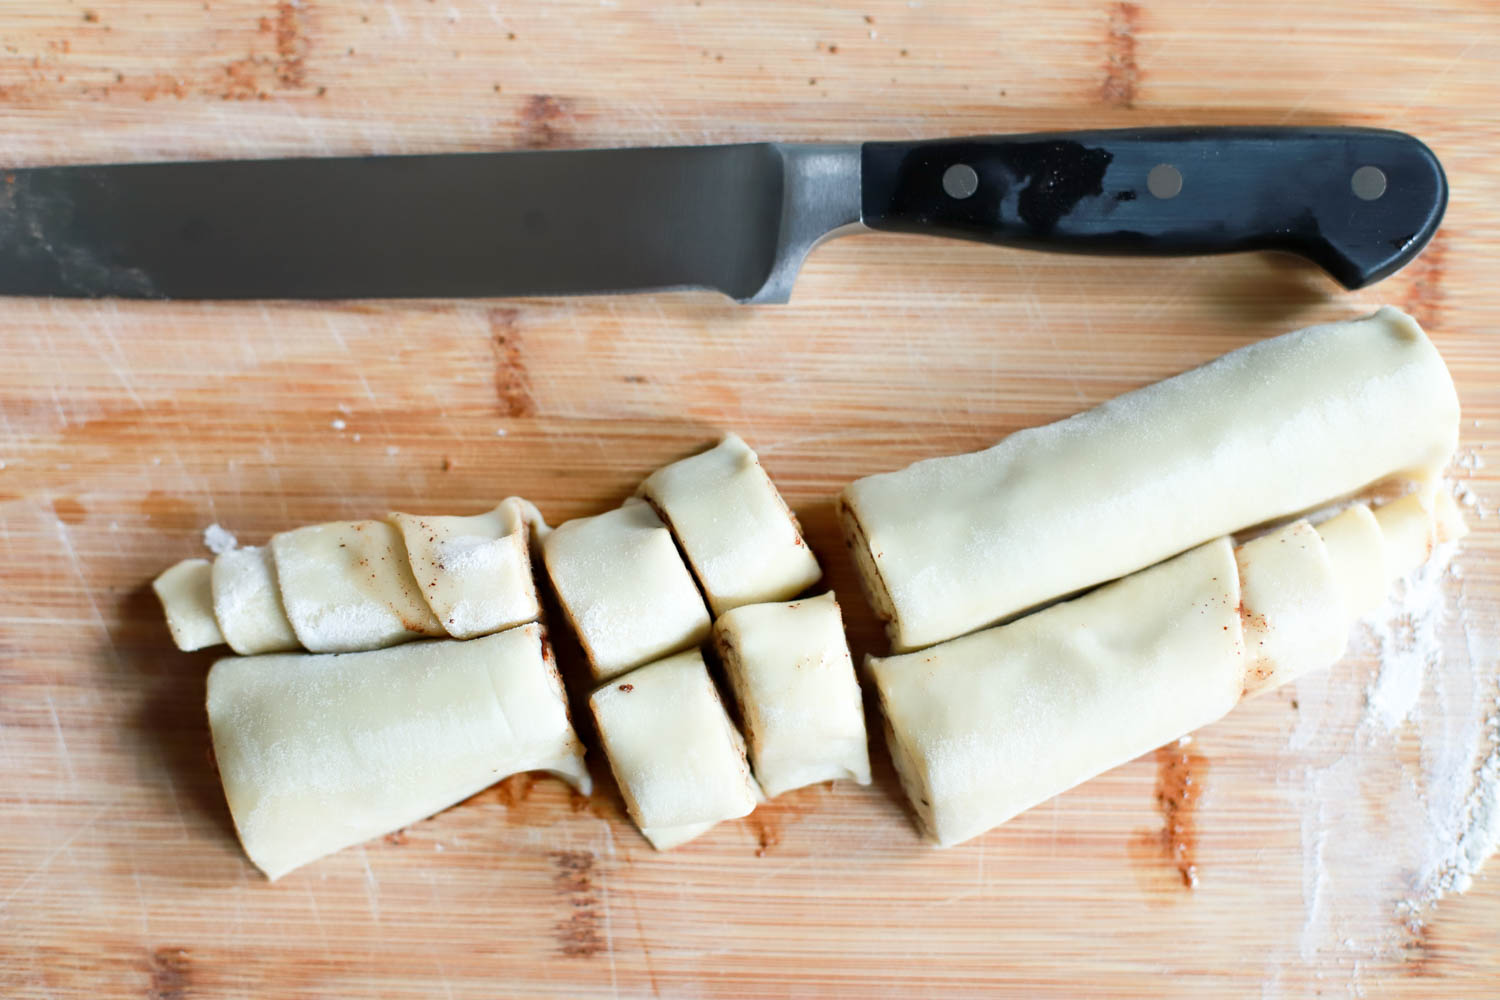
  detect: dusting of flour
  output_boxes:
[1270,472,1499,993]
[202,523,238,555]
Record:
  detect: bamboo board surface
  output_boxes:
[1,1,1498,996]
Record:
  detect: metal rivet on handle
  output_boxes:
[942,163,979,200]
[1351,165,1387,201]
[1147,163,1183,200]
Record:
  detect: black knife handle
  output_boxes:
[860,127,1446,289]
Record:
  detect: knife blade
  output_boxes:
[0,126,1444,302]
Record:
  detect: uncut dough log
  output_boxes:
[842,307,1459,652]
[207,623,590,881]
[641,434,821,615]
[389,497,542,640]
[271,519,445,653]
[153,558,224,652]
[211,546,299,656]
[870,539,1245,848]
[871,493,1461,848]
[712,592,872,797]
[542,499,711,681]
[589,648,758,850]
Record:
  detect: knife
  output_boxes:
[0,126,1444,302]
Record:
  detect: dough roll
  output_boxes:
[153,559,224,652]
[640,434,821,615]
[712,592,872,797]
[542,499,711,681]
[870,493,1461,848]
[207,623,590,880]
[842,307,1459,652]
[589,648,760,850]
[211,546,299,656]
[389,497,543,640]
[155,499,550,656]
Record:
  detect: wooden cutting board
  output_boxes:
[2,2,1497,996]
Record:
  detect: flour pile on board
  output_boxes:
[1281,490,1500,987]
[202,523,239,555]
[1365,544,1500,908]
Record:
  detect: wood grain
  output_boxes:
[2,1,1498,996]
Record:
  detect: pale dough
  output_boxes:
[1313,504,1388,620]
[589,648,758,846]
[152,558,224,652]
[270,520,445,653]
[841,307,1460,652]
[640,434,821,615]
[542,499,711,681]
[207,623,590,880]
[712,591,872,797]
[389,497,541,640]
[870,539,1245,848]
[1374,493,1442,579]
[211,545,300,655]
[871,492,1461,848]
[1235,520,1348,696]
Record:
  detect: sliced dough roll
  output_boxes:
[153,558,224,652]
[842,307,1460,652]
[390,497,543,640]
[1235,520,1349,697]
[712,592,872,797]
[872,492,1461,848]
[270,519,445,653]
[589,648,759,850]
[542,499,711,681]
[1237,493,1466,693]
[641,434,821,615]
[207,623,590,880]
[211,546,299,655]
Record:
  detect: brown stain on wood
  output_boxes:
[750,813,781,857]
[221,2,311,99]
[1100,2,1141,107]
[494,772,537,808]
[488,308,536,418]
[271,2,309,87]
[137,491,199,533]
[147,946,191,1000]
[746,787,819,858]
[550,849,604,958]
[519,94,574,149]
[456,772,535,810]
[1130,741,1208,892]
[52,496,87,525]
[0,2,316,106]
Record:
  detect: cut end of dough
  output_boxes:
[589,649,758,841]
[153,558,224,652]
[836,492,905,649]
[1235,520,1348,697]
[542,501,711,681]
[712,591,872,798]
[211,545,300,656]
[641,433,821,616]
[271,519,445,654]
[388,500,542,641]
